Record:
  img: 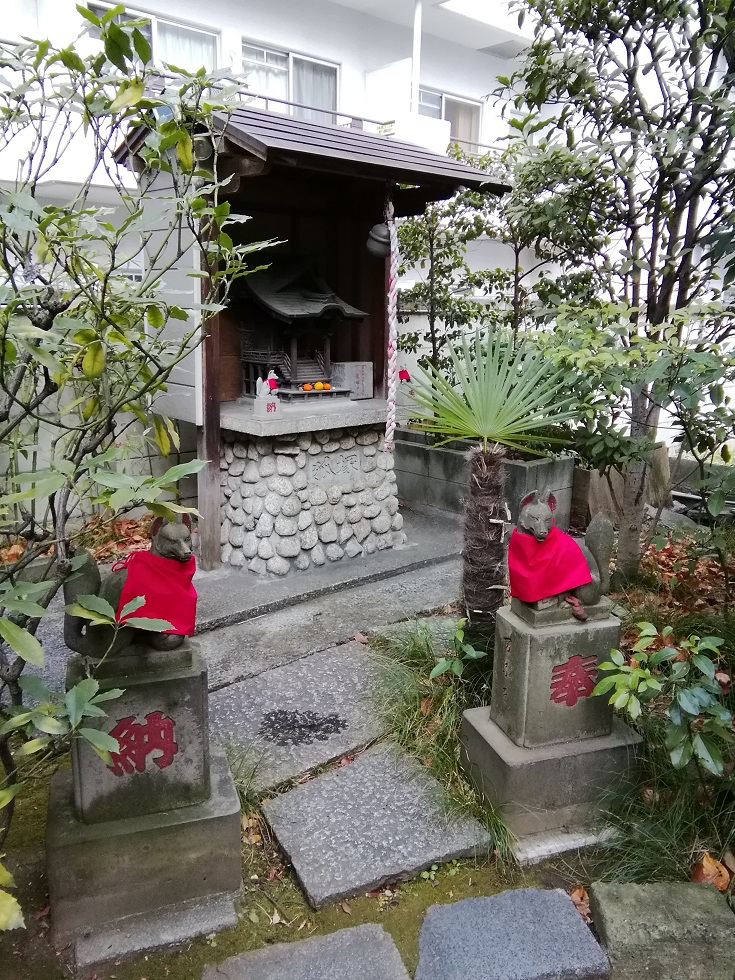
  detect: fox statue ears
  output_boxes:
[519,488,557,512]
[150,513,193,538]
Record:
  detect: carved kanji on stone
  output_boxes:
[549,655,598,707]
[107,711,178,777]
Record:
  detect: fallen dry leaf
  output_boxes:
[340,900,352,915]
[722,851,735,876]
[716,671,732,694]
[353,632,369,644]
[692,852,730,892]
[420,696,434,717]
[568,886,592,923]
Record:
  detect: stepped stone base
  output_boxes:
[460,709,641,836]
[46,746,242,956]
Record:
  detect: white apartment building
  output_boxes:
[6,0,530,159]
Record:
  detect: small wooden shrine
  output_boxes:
[117,107,507,569]
[240,259,364,401]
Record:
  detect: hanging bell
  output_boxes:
[366,222,391,258]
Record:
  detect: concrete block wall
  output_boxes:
[394,430,574,531]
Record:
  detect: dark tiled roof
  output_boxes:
[213,107,506,192]
[246,260,366,322]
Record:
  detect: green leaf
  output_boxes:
[14,736,50,758]
[109,79,145,113]
[153,415,171,456]
[177,134,194,171]
[591,675,618,696]
[708,488,726,517]
[65,678,100,727]
[0,712,33,735]
[119,596,146,619]
[90,688,124,704]
[132,27,152,64]
[73,594,117,621]
[32,715,69,736]
[692,654,716,679]
[0,785,20,811]
[122,617,174,632]
[677,689,702,716]
[0,889,24,930]
[78,728,119,753]
[81,341,105,379]
[146,305,165,329]
[0,619,44,667]
[692,733,724,775]
[429,659,452,680]
[670,738,693,768]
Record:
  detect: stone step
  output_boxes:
[415,889,610,980]
[201,924,410,980]
[210,642,385,792]
[198,558,461,690]
[589,881,735,980]
[263,742,491,908]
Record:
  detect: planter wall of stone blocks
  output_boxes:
[219,426,404,576]
[393,430,575,530]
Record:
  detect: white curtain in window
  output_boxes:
[292,57,337,123]
[444,97,480,150]
[157,21,217,72]
[242,46,288,111]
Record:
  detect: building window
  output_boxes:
[419,88,481,152]
[87,4,218,73]
[242,41,338,124]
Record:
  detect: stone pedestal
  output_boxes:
[46,640,242,967]
[68,647,210,823]
[461,599,641,840]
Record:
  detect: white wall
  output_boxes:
[5,0,515,148]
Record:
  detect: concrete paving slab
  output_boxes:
[202,924,410,980]
[194,505,461,632]
[262,743,490,907]
[210,642,385,791]
[415,889,610,980]
[589,881,735,980]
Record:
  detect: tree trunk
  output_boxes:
[463,446,508,623]
[616,392,660,579]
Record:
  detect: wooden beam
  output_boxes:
[197,243,222,571]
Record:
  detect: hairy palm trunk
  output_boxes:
[463,446,508,622]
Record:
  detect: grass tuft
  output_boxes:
[597,713,735,882]
[369,619,514,861]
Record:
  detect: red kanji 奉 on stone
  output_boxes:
[550,655,598,707]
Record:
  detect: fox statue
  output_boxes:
[508,488,614,620]
[63,514,197,658]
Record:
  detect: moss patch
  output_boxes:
[108,845,536,980]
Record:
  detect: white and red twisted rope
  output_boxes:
[385,202,399,451]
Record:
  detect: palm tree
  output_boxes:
[409,329,578,624]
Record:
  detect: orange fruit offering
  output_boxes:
[324,383,331,390]
[302,383,313,391]
[314,381,324,390]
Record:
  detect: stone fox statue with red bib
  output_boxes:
[508,488,613,620]
[63,515,197,658]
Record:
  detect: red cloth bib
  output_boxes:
[508,525,592,603]
[114,551,197,636]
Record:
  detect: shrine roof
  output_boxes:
[211,107,507,194]
[246,260,367,323]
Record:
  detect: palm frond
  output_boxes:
[409,329,579,451]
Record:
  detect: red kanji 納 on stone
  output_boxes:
[107,711,178,776]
